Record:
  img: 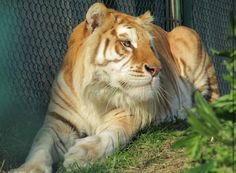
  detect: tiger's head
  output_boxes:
[63,3,162,106]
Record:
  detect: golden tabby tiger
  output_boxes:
[11,3,219,173]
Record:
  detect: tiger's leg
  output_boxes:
[167,26,219,102]
[193,53,219,102]
[10,127,55,173]
[10,113,78,173]
[63,109,139,168]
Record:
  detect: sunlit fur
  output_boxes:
[11,3,219,173]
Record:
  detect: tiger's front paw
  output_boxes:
[63,144,92,168]
[63,137,101,168]
[9,163,52,173]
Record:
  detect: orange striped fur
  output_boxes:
[11,3,219,173]
[167,26,219,102]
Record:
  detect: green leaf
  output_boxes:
[213,91,236,113]
[187,135,202,160]
[172,133,202,160]
[194,92,222,130]
[211,49,236,59]
[211,49,229,57]
[183,161,215,173]
[186,108,216,137]
[229,11,236,37]
[172,132,199,148]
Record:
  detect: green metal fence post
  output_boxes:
[182,0,194,27]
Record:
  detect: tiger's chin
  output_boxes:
[123,79,160,102]
[112,75,160,102]
[125,85,157,101]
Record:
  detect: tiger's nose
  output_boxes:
[144,64,161,77]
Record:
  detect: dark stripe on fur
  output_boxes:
[48,112,80,134]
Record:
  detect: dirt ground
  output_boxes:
[124,140,188,173]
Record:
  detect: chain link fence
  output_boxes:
[0,0,234,170]
[191,0,235,95]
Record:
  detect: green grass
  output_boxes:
[57,122,189,173]
[1,121,189,173]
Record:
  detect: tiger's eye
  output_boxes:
[120,40,132,48]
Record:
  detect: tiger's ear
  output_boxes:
[137,11,154,24]
[86,3,108,32]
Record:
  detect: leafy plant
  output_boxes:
[172,12,235,173]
